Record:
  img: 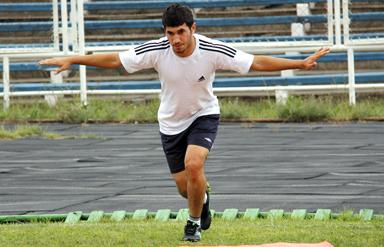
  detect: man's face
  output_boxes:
[165,23,196,57]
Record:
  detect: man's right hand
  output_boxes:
[39,53,121,74]
[39,57,72,74]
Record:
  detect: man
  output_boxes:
[39,3,330,242]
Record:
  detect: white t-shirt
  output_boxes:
[119,33,254,135]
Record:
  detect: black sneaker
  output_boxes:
[201,190,211,230]
[183,220,201,242]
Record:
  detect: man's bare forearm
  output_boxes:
[39,52,122,74]
[66,53,122,69]
[250,48,330,72]
[251,56,304,71]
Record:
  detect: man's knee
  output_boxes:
[185,156,204,181]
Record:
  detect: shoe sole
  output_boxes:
[201,212,211,230]
[201,188,211,230]
[182,237,200,242]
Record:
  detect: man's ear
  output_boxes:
[191,22,196,33]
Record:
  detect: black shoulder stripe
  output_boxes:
[200,43,236,57]
[135,39,169,49]
[135,40,169,52]
[200,46,235,58]
[135,41,169,52]
[199,39,236,54]
[135,42,169,53]
[136,45,170,55]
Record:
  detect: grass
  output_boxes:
[0,125,101,140]
[0,125,61,140]
[0,97,159,124]
[0,218,383,247]
[276,96,330,122]
[1,95,384,124]
[276,95,384,122]
[219,97,278,120]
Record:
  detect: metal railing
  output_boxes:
[1,0,383,109]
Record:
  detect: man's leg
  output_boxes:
[178,144,208,242]
[172,170,187,199]
[171,144,208,212]
[171,151,211,230]
[162,115,219,241]
[184,144,208,218]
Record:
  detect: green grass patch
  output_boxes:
[276,96,330,122]
[1,95,384,124]
[0,125,101,140]
[0,125,59,140]
[219,97,278,120]
[0,98,159,124]
[0,218,383,247]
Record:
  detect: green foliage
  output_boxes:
[57,103,90,124]
[0,101,55,123]
[0,125,44,140]
[122,99,159,123]
[1,95,384,123]
[277,96,330,122]
[0,124,101,140]
[219,97,278,120]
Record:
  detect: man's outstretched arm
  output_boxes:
[39,53,122,74]
[250,47,330,71]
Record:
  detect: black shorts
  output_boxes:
[160,114,220,174]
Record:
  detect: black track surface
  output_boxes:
[1,123,383,215]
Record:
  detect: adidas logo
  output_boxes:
[198,76,206,82]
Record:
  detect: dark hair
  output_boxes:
[162,3,194,28]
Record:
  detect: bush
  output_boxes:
[58,103,90,124]
[219,98,244,120]
[277,96,330,122]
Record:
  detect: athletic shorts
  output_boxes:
[160,114,220,174]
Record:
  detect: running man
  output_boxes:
[39,3,330,242]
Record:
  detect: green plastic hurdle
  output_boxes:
[0,208,382,224]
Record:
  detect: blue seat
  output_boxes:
[1,12,382,36]
[1,0,382,98]
[0,2,53,12]
[0,14,329,32]
[0,0,327,12]
[1,0,381,50]
[82,0,326,10]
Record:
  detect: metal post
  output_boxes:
[275,89,288,105]
[77,0,87,106]
[52,0,60,51]
[342,0,350,46]
[334,0,342,47]
[327,0,334,45]
[61,0,69,54]
[70,0,78,52]
[296,3,311,33]
[3,57,10,110]
[347,47,356,106]
[45,71,63,107]
[282,3,308,78]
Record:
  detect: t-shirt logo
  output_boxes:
[198,75,206,82]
